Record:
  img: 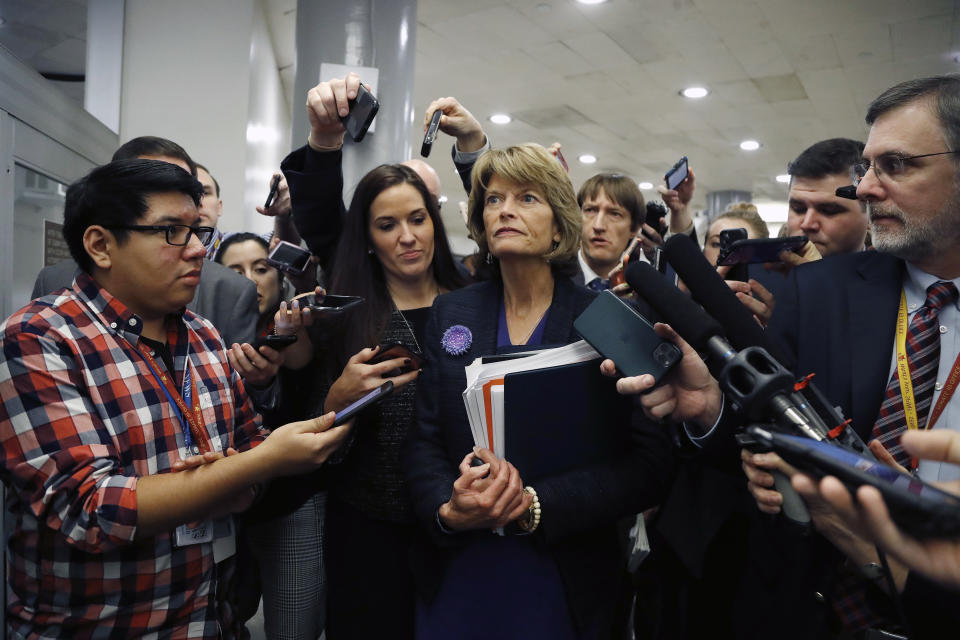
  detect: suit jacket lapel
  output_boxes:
[469,280,501,356]
[848,252,904,438]
[542,277,580,344]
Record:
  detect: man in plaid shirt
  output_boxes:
[0,159,349,638]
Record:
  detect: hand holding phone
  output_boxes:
[717,235,809,266]
[300,293,364,316]
[266,240,312,274]
[368,342,425,377]
[333,381,394,426]
[575,291,682,381]
[252,333,298,352]
[421,109,442,157]
[264,174,281,209]
[665,156,689,191]
[340,83,380,143]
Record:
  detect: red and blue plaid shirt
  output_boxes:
[0,272,265,639]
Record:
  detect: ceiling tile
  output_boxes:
[563,32,638,69]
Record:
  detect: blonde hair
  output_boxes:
[468,144,581,271]
[714,202,769,239]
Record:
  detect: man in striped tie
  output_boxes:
[617,74,960,638]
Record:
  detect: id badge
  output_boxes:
[175,519,214,547]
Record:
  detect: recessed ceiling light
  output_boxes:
[740,140,760,151]
[576,0,607,4]
[638,182,653,190]
[775,174,791,183]
[579,154,597,164]
[489,113,511,125]
[681,87,708,99]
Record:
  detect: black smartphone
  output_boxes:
[746,425,960,539]
[264,174,281,209]
[665,156,689,191]
[420,109,442,157]
[645,201,669,237]
[717,236,808,266]
[252,333,298,351]
[301,293,364,315]
[369,342,425,376]
[266,240,312,274]
[574,290,682,381]
[333,380,394,426]
[340,83,380,143]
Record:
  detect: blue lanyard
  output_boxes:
[139,349,198,453]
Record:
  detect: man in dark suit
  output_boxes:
[32,137,258,348]
[620,74,960,638]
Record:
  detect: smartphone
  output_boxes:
[746,425,960,539]
[300,293,364,315]
[340,83,380,143]
[421,109,442,157]
[266,240,312,274]
[252,333,298,351]
[717,236,808,266]
[574,290,682,381]
[369,342,425,376]
[264,174,281,209]
[333,380,394,426]
[645,201,669,237]
[555,148,569,172]
[665,156,689,191]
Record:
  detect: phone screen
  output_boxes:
[334,380,394,426]
[665,157,688,191]
[268,242,311,272]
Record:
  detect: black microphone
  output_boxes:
[662,234,794,368]
[626,261,813,525]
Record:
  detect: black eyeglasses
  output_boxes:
[109,224,215,246]
[852,150,959,186]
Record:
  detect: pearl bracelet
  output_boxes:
[519,486,541,532]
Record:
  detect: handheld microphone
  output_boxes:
[662,234,793,367]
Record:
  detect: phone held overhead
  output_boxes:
[420,108,442,158]
[340,83,380,143]
[266,240,312,275]
[264,174,281,209]
[665,156,688,191]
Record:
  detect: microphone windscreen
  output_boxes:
[662,234,794,367]
[624,261,722,353]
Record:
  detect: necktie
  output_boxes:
[831,281,958,634]
[588,277,611,292]
[871,280,959,467]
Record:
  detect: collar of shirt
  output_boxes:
[903,261,960,317]
[71,271,189,351]
[578,248,604,284]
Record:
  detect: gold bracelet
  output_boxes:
[519,486,541,532]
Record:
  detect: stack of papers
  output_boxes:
[462,340,601,458]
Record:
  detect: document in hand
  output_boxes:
[461,340,633,482]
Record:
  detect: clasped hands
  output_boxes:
[438,447,532,532]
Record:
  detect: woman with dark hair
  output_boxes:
[403,143,674,639]
[215,232,284,337]
[287,162,468,639]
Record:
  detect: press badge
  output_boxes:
[175,520,214,546]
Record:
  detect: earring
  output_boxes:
[485,253,493,264]
[367,248,374,255]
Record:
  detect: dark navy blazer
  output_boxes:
[403,276,675,635]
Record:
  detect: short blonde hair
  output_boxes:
[714,203,769,239]
[468,144,581,271]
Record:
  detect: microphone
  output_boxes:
[624,261,822,439]
[625,260,815,525]
[661,234,793,368]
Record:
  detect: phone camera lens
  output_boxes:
[654,343,679,368]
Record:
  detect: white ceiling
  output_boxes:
[3,0,958,212]
[266,0,960,211]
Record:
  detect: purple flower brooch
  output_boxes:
[441,325,472,356]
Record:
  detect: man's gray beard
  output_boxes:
[869,199,960,262]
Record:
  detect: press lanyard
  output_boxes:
[895,289,960,440]
[138,345,210,455]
